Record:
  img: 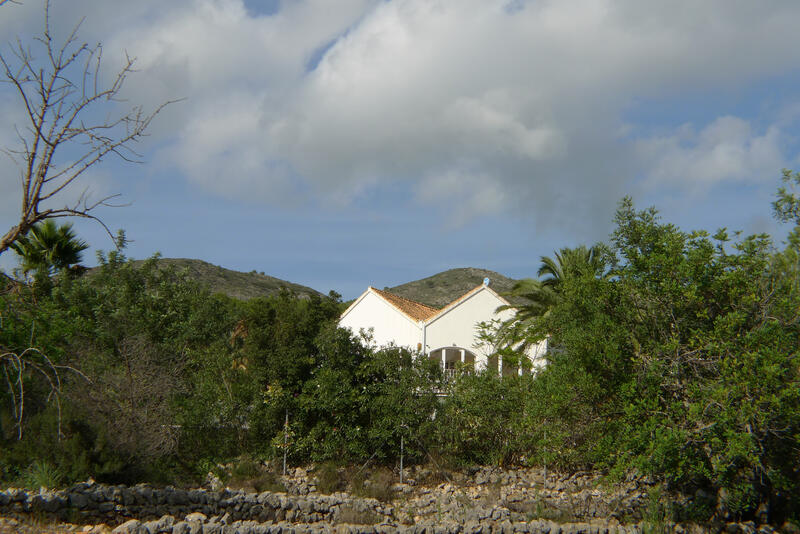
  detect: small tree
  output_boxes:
[0,1,172,257]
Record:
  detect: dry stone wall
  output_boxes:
[0,483,392,526]
[0,467,780,534]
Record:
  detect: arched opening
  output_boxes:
[429,347,476,379]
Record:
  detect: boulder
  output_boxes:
[112,519,145,534]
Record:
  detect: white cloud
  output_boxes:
[637,117,785,191]
[2,0,800,234]
[415,169,507,228]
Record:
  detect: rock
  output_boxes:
[43,494,64,513]
[185,512,207,522]
[98,502,115,513]
[167,490,189,506]
[206,472,224,491]
[142,514,175,534]
[136,486,154,504]
[112,519,145,534]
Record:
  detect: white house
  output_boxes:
[339,280,547,377]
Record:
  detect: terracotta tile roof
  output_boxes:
[371,287,440,321]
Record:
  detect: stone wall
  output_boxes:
[0,482,392,526]
[0,467,779,534]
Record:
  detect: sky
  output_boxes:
[1,0,799,299]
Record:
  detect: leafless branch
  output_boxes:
[0,0,174,257]
[0,345,72,439]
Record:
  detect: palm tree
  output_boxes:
[537,245,608,290]
[495,244,609,352]
[10,220,89,278]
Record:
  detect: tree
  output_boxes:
[537,245,608,290]
[491,245,609,352]
[521,196,800,520]
[773,169,800,226]
[10,219,88,277]
[0,2,171,257]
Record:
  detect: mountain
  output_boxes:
[386,267,523,308]
[129,258,323,300]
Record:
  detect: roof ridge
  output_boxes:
[371,287,439,310]
[370,287,440,321]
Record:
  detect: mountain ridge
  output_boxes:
[127,258,323,301]
[115,259,525,306]
[386,267,522,308]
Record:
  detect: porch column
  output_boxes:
[460,349,465,364]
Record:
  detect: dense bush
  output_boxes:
[521,197,800,521]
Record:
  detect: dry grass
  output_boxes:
[314,462,347,495]
[350,468,395,503]
[226,457,286,493]
[333,505,384,525]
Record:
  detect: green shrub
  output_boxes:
[315,462,346,494]
[20,460,64,489]
[353,468,394,502]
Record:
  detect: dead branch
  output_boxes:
[0,345,89,439]
[0,0,174,257]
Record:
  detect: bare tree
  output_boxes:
[1,321,89,440]
[70,334,185,460]
[0,1,172,257]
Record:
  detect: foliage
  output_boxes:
[314,462,346,494]
[436,371,533,466]
[127,258,323,301]
[293,327,440,463]
[773,168,800,225]
[19,460,65,490]
[1,242,236,483]
[521,194,800,520]
[10,220,88,279]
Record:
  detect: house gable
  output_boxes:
[339,287,426,350]
[423,285,513,357]
[338,282,546,373]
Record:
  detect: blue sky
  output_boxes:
[1,0,799,299]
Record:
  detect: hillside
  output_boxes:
[386,267,524,308]
[129,258,323,300]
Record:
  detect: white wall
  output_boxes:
[424,287,514,368]
[525,338,549,371]
[339,291,422,350]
